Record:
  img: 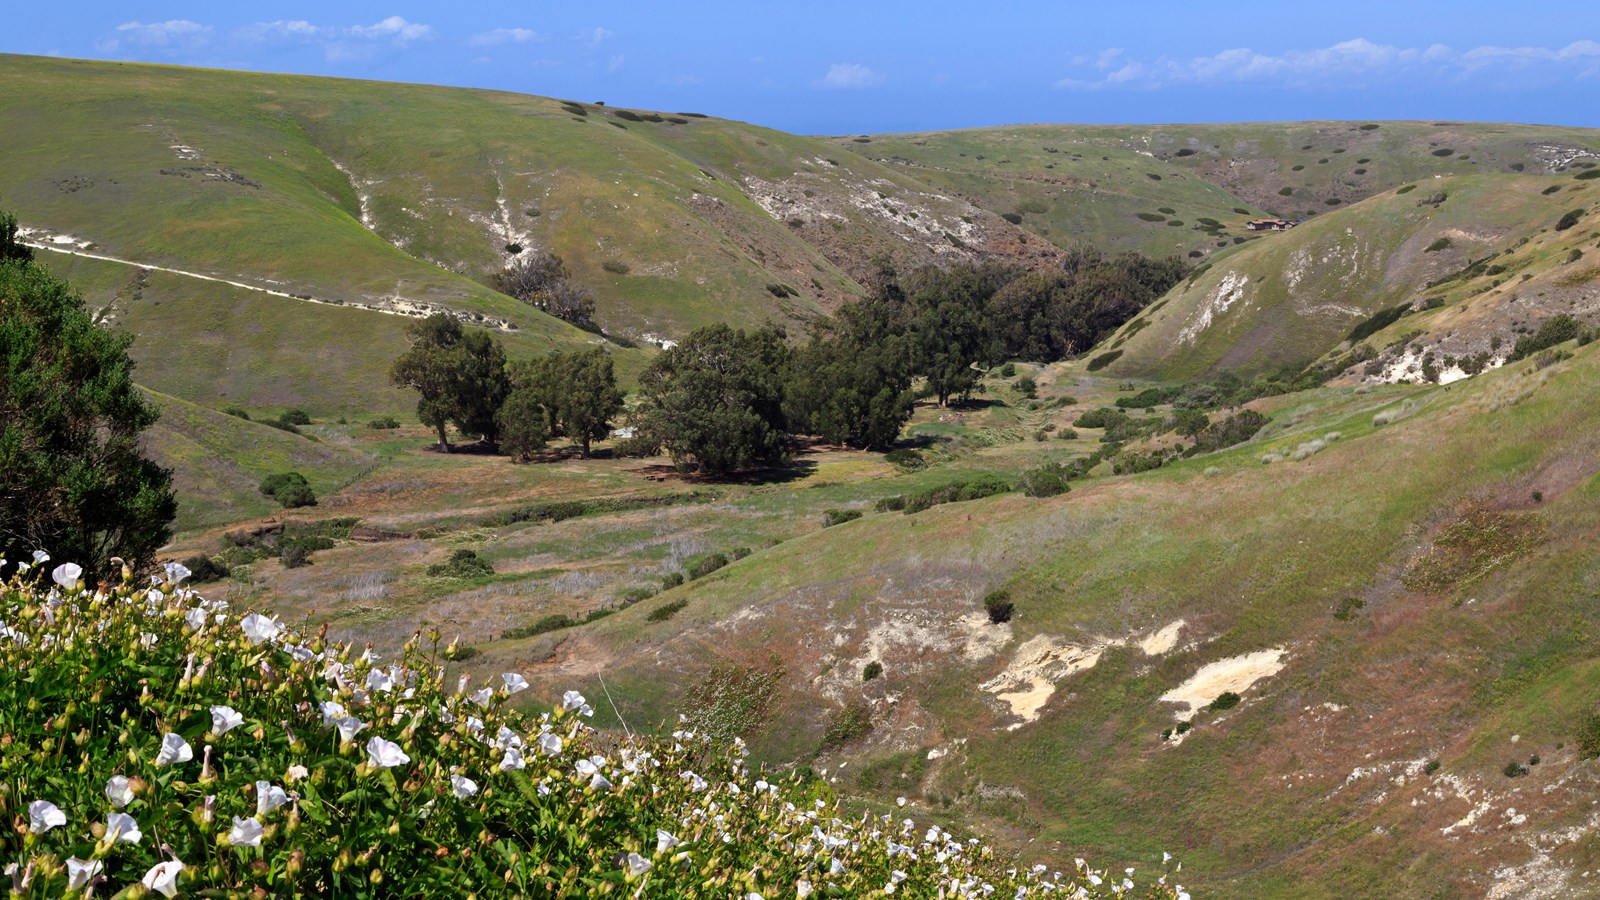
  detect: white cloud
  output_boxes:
[236,16,434,63]
[607,54,626,73]
[103,20,212,53]
[116,20,211,44]
[470,28,543,47]
[817,63,883,89]
[1055,37,1600,90]
[577,27,613,46]
[347,16,432,45]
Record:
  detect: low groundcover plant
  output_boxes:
[0,554,1185,898]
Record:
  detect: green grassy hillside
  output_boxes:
[1097,173,1598,379]
[836,121,1600,261]
[528,342,1600,897]
[0,54,1048,350]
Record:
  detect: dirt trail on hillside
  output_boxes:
[21,235,518,332]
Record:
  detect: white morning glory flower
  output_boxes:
[366,736,410,768]
[51,563,83,591]
[500,746,526,770]
[366,669,394,693]
[561,690,587,711]
[27,800,65,833]
[334,716,368,742]
[141,859,185,898]
[106,811,142,844]
[626,852,652,876]
[319,700,347,726]
[239,613,281,645]
[451,774,479,798]
[589,772,612,791]
[65,858,101,892]
[470,687,493,708]
[31,550,49,565]
[154,733,193,767]
[210,705,244,735]
[163,562,191,584]
[255,781,289,815]
[228,816,264,847]
[184,607,206,631]
[106,775,134,808]
[656,829,679,853]
[537,733,562,757]
[502,672,529,694]
[285,764,309,784]
[797,880,813,898]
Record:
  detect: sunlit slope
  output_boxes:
[1096,174,1592,379]
[0,54,1049,346]
[836,120,1600,260]
[139,388,375,531]
[545,343,1600,897]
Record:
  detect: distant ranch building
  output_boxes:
[1247,218,1296,232]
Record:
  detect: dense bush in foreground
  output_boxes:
[0,557,1185,898]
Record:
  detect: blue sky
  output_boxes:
[6,2,1599,134]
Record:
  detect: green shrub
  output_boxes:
[259,472,316,509]
[729,547,751,561]
[884,448,927,471]
[1347,304,1412,343]
[426,549,495,578]
[223,406,251,420]
[280,408,312,426]
[1278,187,1293,196]
[823,509,863,527]
[1576,712,1600,759]
[1424,237,1452,253]
[983,589,1014,624]
[279,543,311,569]
[180,554,230,584]
[1543,185,1563,195]
[1576,170,1600,180]
[265,418,301,435]
[1135,212,1166,222]
[1423,759,1441,775]
[1396,184,1417,195]
[862,661,883,681]
[502,613,577,640]
[1175,721,1192,735]
[686,553,728,580]
[1432,148,1455,157]
[1019,463,1071,498]
[821,702,873,748]
[1503,761,1529,778]
[662,571,685,589]
[998,362,1016,377]
[1001,212,1023,225]
[647,598,688,622]
[1014,376,1037,398]
[1233,207,1250,215]
[1332,597,1366,621]
[601,260,630,274]
[1208,692,1241,711]
[1556,209,1586,231]
[367,415,401,429]
[1509,314,1582,361]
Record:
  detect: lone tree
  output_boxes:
[0,212,176,577]
[494,250,597,330]
[783,296,915,451]
[550,348,625,458]
[632,324,790,474]
[389,314,510,451]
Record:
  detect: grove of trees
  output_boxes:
[395,247,1185,475]
[0,206,177,577]
[390,314,626,459]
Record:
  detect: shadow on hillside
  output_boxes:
[633,459,819,486]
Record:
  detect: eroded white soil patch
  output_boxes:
[980,635,1107,731]
[1159,647,1286,721]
